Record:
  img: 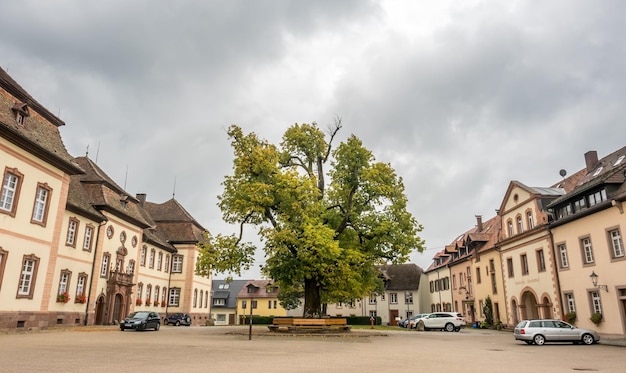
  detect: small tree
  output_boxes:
[482,295,493,327]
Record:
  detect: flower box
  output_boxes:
[76,293,87,304]
[57,292,70,303]
[136,299,143,306]
[145,299,151,306]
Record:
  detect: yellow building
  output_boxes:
[236,280,287,323]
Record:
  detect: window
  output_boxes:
[172,255,183,273]
[565,293,576,313]
[476,268,481,284]
[164,255,170,273]
[242,300,247,309]
[520,254,529,275]
[369,294,377,304]
[66,218,79,247]
[268,300,272,309]
[517,216,523,234]
[127,260,135,274]
[149,249,155,269]
[199,290,203,308]
[251,300,257,309]
[218,283,230,290]
[490,272,497,294]
[83,225,94,251]
[609,229,625,259]
[615,155,625,166]
[581,237,594,264]
[272,299,276,309]
[31,183,51,225]
[405,292,413,304]
[573,198,586,212]
[17,254,40,298]
[193,289,198,307]
[137,283,143,301]
[57,270,71,296]
[161,287,167,305]
[214,298,225,306]
[0,248,8,290]
[145,285,151,303]
[76,273,87,299]
[0,167,23,216]
[100,253,110,277]
[157,252,163,271]
[558,244,569,269]
[452,274,457,289]
[169,288,180,306]
[429,281,434,293]
[590,291,602,314]
[527,211,534,230]
[390,293,398,304]
[507,258,514,278]
[536,249,546,272]
[154,286,160,305]
[588,190,607,207]
[115,257,123,272]
[140,247,147,266]
[507,220,514,237]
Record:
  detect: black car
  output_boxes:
[120,311,161,331]
[164,313,192,326]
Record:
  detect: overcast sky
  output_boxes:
[2,1,626,278]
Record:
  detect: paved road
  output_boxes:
[0,326,623,372]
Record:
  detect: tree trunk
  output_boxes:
[303,278,323,318]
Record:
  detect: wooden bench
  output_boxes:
[268,318,352,332]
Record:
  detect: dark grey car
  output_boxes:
[120,311,161,331]
[513,319,600,345]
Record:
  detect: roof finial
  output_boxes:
[86,144,89,157]
[172,176,177,199]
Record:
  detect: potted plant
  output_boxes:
[56,292,70,303]
[145,298,151,306]
[590,312,602,325]
[161,301,166,307]
[565,311,577,324]
[76,293,87,304]
[136,298,142,306]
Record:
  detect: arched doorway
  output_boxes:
[511,299,519,325]
[520,291,539,320]
[95,295,106,325]
[113,293,124,323]
[542,296,553,319]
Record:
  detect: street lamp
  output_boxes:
[590,271,609,292]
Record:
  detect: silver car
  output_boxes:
[513,319,600,345]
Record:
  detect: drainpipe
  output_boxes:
[84,220,107,325]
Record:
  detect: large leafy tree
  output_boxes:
[196,121,424,317]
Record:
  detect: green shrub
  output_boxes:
[590,312,602,325]
[565,311,576,324]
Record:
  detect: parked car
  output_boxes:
[513,319,600,346]
[398,317,411,328]
[409,313,431,329]
[164,313,192,326]
[420,312,466,332]
[120,311,161,331]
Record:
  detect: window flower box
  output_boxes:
[145,299,151,306]
[136,298,143,306]
[161,301,166,307]
[76,293,87,304]
[57,292,70,303]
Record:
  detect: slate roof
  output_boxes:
[0,67,82,175]
[378,263,422,290]
[211,279,250,308]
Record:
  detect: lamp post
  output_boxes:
[590,271,609,292]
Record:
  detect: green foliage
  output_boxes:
[196,122,425,316]
[590,312,602,325]
[482,295,493,326]
[565,311,577,324]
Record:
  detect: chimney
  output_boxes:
[475,215,483,232]
[136,193,146,206]
[584,151,599,172]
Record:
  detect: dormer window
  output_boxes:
[615,155,625,166]
[592,167,603,177]
[11,102,30,125]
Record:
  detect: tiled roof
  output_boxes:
[378,263,422,290]
[144,199,207,243]
[211,279,251,308]
[73,157,153,228]
[237,280,278,298]
[66,175,107,223]
[0,67,82,174]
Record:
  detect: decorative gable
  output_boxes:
[11,102,30,124]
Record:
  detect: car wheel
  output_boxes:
[120,326,125,331]
[155,323,160,331]
[533,334,545,346]
[175,320,181,326]
[164,319,169,325]
[582,333,594,345]
[444,323,455,332]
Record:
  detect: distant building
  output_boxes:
[210,279,250,325]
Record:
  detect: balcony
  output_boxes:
[108,270,133,286]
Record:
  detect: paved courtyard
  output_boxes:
[0,326,623,372]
